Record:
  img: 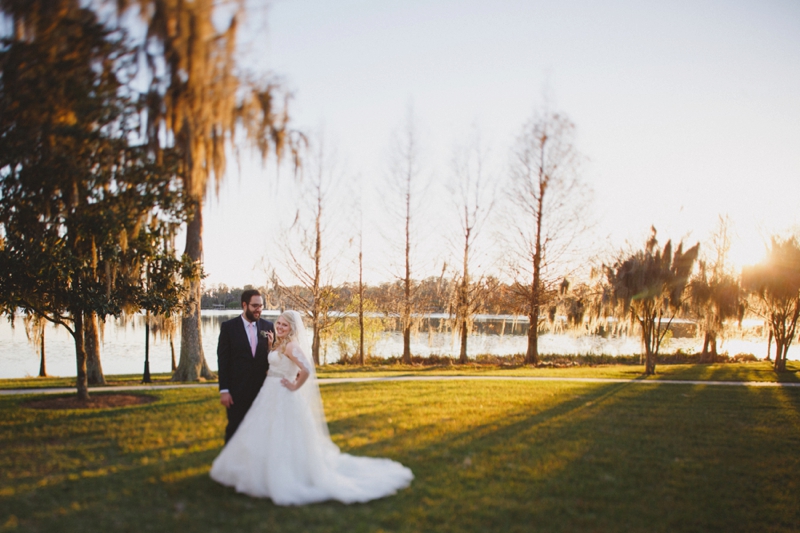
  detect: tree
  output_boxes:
[447,131,495,364]
[3,0,112,387]
[603,228,699,375]
[330,293,385,364]
[742,237,800,373]
[357,204,366,365]
[0,1,189,399]
[384,110,427,364]
[352,181,367,365]
[505,109,592,365]
[547,278,595,335]
[274,137,343,365]
[687,216,743,363]
[116,0,299,381]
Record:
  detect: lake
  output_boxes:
[0,310,776,379]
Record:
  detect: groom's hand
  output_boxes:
[220,392,234,408]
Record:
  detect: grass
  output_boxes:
[0,374,178,390]
[2,360,799,390]
[317,360,800,383]
[1,372,800,532]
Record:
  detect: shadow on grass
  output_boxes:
[656,361,800,383]
[334,380,800,533]
[3,381,800,533]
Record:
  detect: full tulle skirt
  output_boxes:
[210,377,413,505]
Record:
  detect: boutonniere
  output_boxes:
[258,330,270,339]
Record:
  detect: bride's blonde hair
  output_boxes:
[275,311,300,350]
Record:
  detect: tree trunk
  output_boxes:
[402,324,411,364]
[765,328,772,361]
[311,188,323,366]
[358,208,365,366]
[526,311,539,365]
[72,311,89,400]
[312,320,321,366]
[170,334,177,372]
[459,317,468,364]
[774,352,786,372]
[526,237,542,366]
[642,316,657,375]
[644,345,657,375]
[84,311,105,385]
[700,331,717,364]
[38,327,47,378]
[173,201,214,381]
[774,341,787,372]
[358,261,364,366]
[459,234,470,365]
[700,331,710,363]
[525,144,547,367]
[142,317,152,383]
[402,174,413,366]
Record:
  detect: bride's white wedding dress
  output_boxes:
[210,343,413,505]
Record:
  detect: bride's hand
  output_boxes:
[280,378,298,391]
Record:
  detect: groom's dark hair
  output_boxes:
[241,289,262,306]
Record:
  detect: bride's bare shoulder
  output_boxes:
[283,340,299,353]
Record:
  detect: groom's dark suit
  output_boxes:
[217,315,276,442]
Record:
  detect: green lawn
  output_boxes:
[0,374,178,390]
[317,360,800,383]
[1,373,799,532]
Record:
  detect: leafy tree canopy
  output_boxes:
[0,0,193,398]
[603,228,699,375]
[742,236,800,372]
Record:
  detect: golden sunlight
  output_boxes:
[728,234,768,272]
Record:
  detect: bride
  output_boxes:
[210,310,413,505]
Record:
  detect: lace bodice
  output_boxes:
[267,348,309,380]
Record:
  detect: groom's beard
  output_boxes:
[245,308,260,322]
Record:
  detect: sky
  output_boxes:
[199,0,800,288]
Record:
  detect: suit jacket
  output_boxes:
[217,315,275,403]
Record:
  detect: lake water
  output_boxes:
[0,310,777,379]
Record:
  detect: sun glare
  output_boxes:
[728,236,768,273]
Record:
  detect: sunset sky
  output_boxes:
[199,0,800,288]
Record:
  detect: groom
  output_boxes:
[217,289,275,443]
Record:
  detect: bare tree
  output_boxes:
[505,109,592,365]
[354,182,367,365]
[331,291,386,364]
[333,173,370,365]
[447,130,495,363]
[384,109,425,364]
[274,136,345,365]
[742,236,800,372]
[357,223,366,365]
